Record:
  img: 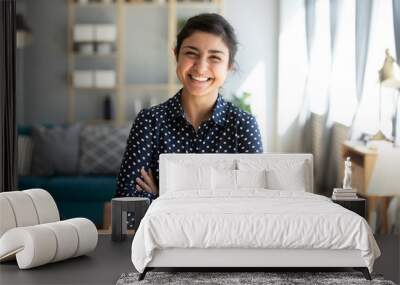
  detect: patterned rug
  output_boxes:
[116,271,396,285]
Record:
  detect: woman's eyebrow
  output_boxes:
[182,46,225,55]
[209,49,225,55]
[182,46,199,51]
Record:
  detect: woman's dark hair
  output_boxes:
[176,13,238,68]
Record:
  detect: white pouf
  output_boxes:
[0,189,98,269]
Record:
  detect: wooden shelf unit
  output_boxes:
[67,0,224,125]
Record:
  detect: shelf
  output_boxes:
[124,1,167,7]
[75,87,117,91]
[73,84,181,92]
[73,53,117,58]
[67,0,223,124]
[176,1,218,9]
[73,1,117,7]
[123,83,181,91]
[73,40,116,44]
[121,0,217,7]
[81,119,117,124]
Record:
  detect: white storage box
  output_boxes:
[77,43,95,55]
[94,70,116,88]
[94,25,116,42]
[73,25,94,42]
[96,42,113,55]
[73,70,93,88]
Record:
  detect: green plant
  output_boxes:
[231,91,252,114]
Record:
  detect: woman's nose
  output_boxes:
[194,57,208,73]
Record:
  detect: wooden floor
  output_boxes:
[0,234,398,285]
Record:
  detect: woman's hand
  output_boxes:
[136,167,158,195]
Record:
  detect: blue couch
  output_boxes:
[18,126,116,227]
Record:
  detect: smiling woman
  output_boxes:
[115,13,263,201]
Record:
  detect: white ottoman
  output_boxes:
[0,189,98,269]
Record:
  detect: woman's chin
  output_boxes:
[183,85,218,98]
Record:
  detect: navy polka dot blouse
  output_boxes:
[116,89,263,199]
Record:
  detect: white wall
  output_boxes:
[224,0,279,152]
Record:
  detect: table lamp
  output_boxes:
[371,49,400,143]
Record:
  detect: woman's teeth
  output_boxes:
[190,75,210,82]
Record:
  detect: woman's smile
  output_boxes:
[189,74,212,82]
[188,74,214,89]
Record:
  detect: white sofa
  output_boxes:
[0,189,98,269]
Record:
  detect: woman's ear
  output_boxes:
[173,48,179,61]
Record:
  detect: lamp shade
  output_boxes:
[367,141,400,196]
[379,49,400,89]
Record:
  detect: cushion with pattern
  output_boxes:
[79,124,130,175]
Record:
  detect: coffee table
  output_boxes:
[0,234,133,285]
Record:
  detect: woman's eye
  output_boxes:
[185,52,197,57]
[210,56,221,62]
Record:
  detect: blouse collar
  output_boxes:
[167,89,227,126]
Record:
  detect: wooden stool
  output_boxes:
[111,197,150,242]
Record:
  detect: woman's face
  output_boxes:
[176,31,231,99]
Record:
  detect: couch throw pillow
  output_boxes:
[79,124,130,175]
[31,124,81,176]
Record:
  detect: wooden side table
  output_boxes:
[332,197,366,219]
[111,197,150,242]
[339,142,392,233]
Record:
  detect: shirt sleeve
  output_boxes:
[115,109,157,200]
[237,114,264,153]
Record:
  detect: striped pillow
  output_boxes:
[18,136,34,176]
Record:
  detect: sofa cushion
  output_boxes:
[79,125,130,175]
[19,176,116,202]
[19,176,50,190]
[31,124,81,176]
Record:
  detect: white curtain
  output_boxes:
[277,0,308,154]
[351,0,397,140]
[277,0,356,194]
[392,0,400,147]
[277,0,398,194]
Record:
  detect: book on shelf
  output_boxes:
[333,193,357,197]
[332,195,359,200]
[332,188,358,200]
[333,188,357,193]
